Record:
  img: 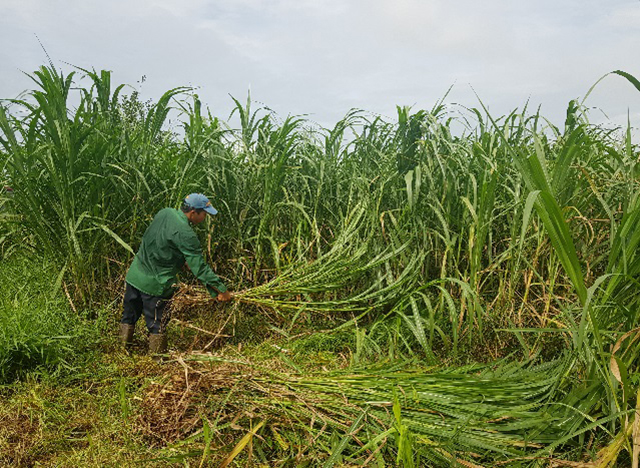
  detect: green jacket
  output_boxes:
[125,208,226,298]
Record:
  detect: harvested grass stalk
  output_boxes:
[144,354,573,466]
[172,251,420,313]
[173,210,423,315]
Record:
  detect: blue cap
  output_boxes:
[184,193,218,215]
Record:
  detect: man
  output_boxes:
[119,193,231,358]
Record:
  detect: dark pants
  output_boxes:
[121,283,171,334]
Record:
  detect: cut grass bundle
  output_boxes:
[144,353,575,467]
[174,205,423,316]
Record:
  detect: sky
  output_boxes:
[2,0,640,131]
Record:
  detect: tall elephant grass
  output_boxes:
[0,67,205,300]
[2,64,640,462]
[1,65,637,345]
[476,71,640,464]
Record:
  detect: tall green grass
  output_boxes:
[0,255,101,382]
[2,64,640,463]
[1,66,637,348]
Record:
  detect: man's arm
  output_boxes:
[176,230,230,299]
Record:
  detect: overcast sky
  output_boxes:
[2,0,640,130]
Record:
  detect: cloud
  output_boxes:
[604,4,640,30]
[142,0,210,18]
[1,0,640,129]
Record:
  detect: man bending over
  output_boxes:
[119,193,231,358]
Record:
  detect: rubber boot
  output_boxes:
[149,333,168,362]
[119,323,135,348]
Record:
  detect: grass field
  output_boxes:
[1,65,640,466]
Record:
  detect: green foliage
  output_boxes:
[0,256,101,382]
[2,65,640,464]
[2,65,639,356]
[0,66,197,300]
[488,70,640,463]
[291,330,356,354]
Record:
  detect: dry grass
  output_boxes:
[136,358,257,447]
[0,405,42,466]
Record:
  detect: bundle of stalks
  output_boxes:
[173,253,421,315]
[173,207,423,315]
[258,361,569,466]
[146,354,574,466]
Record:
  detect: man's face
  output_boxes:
[188,209,208,225]
[193,210,207,224]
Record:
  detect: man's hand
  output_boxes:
[217,291,232,302]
